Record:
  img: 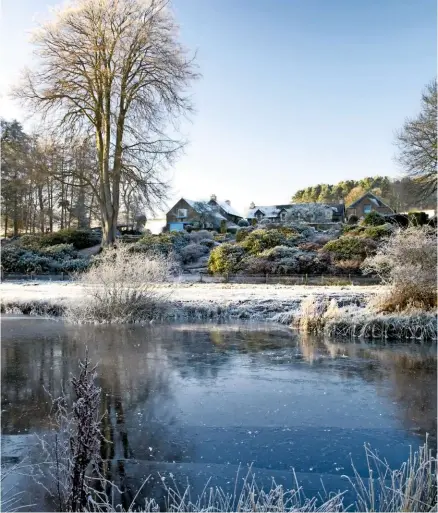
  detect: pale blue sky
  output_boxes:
[1,0,436,215]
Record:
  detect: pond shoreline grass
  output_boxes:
[1,289,436,341]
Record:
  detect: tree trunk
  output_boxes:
[13,193,18,236]
[38,186,45,233]
[48,179,53,232]
[4,214,8,238]
[102,214,118,246]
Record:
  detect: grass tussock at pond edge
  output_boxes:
[295,296,437,341]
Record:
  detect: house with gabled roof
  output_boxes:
[345,192,393,221]
[166,195,242,231]
[246,202,345,224]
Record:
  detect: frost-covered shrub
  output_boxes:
[238,219,249,227]
[342,224,358,234]
[236,226,254,242]
[1,243,90,274]
[311,233,335,245]
[239,228,298,255]
[208,243,245,274]
[68,244,174,323]
[258,245,298,260]
[180,243,209,264]
[39,243,79,260]
[188,230,213,243]
[1,245,53,274]
[363,226,437,311]
[362,211,386,226]
[331,259,363,275]
[16,234,44,250]
[138,231,190,256]
[39,229,101,249]
[322,236,377,261]
[270,257,299,274]
[213,233,230,243]
[199,238,218,249]
[343,224,392,240]
[240,249,330,275]
[240,255,272,274]
[363,224,393,239]
[57,258,91,273]
[297,242,323,252]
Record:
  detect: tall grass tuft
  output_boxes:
[346,436,437,512]
[67,244,176,324]
[82,442,437,512]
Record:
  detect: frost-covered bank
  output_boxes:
[0,281,374,319]
[2,281,436,340]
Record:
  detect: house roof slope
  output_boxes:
[347,192,393,210]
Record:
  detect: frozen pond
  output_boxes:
[1,317,436,511]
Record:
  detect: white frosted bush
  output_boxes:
[188,230,213,243]
[363,226,437,311]
[199,238,218,249]
[180,243,209,264]
[259,245,298,260]
[67,244,175,323]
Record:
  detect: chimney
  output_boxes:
[210,194,217,202]
[225,199,231,205]
[250,201,255,209]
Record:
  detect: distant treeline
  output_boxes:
[291,176,436,212]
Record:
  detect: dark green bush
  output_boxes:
[322,236,377,261]
[38,229,101,249]
[39,243,79,260]
[362,211,386,226]
[342,224,358,234]
[362,225,392,239]
[343,224,392,240]
[408,211,429,226]
[208,243,245,274]
[1,244,90,274]
[347,215,359,225]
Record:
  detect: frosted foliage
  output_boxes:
[362,226,437,311]
[285,204,335,224]
[68,244,174,323]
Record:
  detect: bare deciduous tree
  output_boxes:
[395,80,437,199]
[13,0,198,246]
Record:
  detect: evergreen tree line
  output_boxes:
[1,119,147,237]
[291,176,437,212]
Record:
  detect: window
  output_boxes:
[177,208,187,218]
[363,204,372,214]
[280,211,286,221]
